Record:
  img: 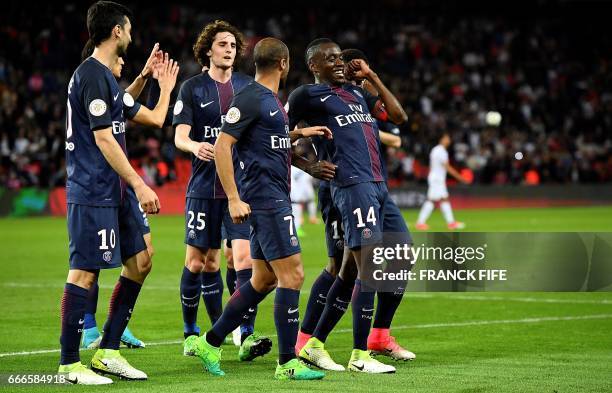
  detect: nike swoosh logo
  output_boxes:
[113,92,120,101]
[201,283,217,289]
[318,294,327,300]
[361,308,374,312]
[128,308,133,314]
[288,307,298,314]
[352,362,365,371]
[269,110,279,116]
[335,297,349,304]
[201,101,214,108]
[320,95,332,102]
[248,308,255,313]
[78,319,84,324]
[181,293,200,300]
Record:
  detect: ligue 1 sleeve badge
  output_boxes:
[89,99,107,117]
[173,100,184,116]
[123,92,135,107]
[225,107,241,124]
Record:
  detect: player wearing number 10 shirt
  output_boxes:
[60,1,162,385]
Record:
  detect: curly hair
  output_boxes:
[193,20,245,68]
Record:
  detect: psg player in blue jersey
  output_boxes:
[287,39,411,373]
[59,1,166,384]
[173,20,267,360]
[192,37,330,380]
[78,41,178,350]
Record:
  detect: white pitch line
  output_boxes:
[1,314,611,358]
[3,282,612,305]
[407,293,612,305]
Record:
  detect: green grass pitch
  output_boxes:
[0,206,611,392]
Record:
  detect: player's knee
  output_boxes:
[252,275,277,293]
[233,250,253,270]
[203,257,220,272]
[139,254,152,277]
[325,256,341,277]
[67,269,97,289]
[185,256,204,272]
[278,267,304,289]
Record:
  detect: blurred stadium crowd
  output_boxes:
[1,1,610,189]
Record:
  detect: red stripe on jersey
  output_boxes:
[362,121,383,181]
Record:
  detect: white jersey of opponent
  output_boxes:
[290,166,315,203]
[427,144,449,200]
[428,144,449,183]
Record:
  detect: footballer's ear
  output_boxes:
[308,59,318,75]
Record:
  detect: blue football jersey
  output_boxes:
[65,57,141,207]
[220,81,291,209]
[287,83,386,187]
[173,72,252,199]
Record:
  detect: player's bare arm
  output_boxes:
[346,59,408,124]
[93,127,160,213]
[289,126,332,142]
[446,163,469,184]
[125,43,161,99]
[132,53,179,127]
[214,132,250,223]
[175,124,215,162]
[291,152,336,181]
[379,130,401,148]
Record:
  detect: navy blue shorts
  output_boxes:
[331,182,387,250]
[382,198,412,244]
[126,187,150,235]
[318,185,345,257]
[249,206,301,261]
[67,201,146,270]
[184,198,226,250]
[221,208,251,249]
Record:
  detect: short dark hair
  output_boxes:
[192,20,245,68]
[253,38,289,71]
[86,1,132,46]
[342,48,369,65]
[305,38,334,65]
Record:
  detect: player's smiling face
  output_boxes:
[313,43,345,86]
[208,32,236,70]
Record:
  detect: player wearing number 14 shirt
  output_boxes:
[287,38,412,373]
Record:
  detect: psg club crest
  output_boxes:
[102,251,113,263]
[290,236,299,247]
[361,228,372,239]
[188,230,197,239]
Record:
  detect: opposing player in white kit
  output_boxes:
[416,132,469,230]
[290,166,318,235]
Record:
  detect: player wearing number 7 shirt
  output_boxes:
[193,37,331,380]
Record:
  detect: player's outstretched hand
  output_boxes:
[141,43,161,79]
[192,142,215,161]
[307,160,337,181]
[135,183,161,214]
[229,199,250,224]
[299,126,333,139]
[157,53,179,91]
[346,59,372,80]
